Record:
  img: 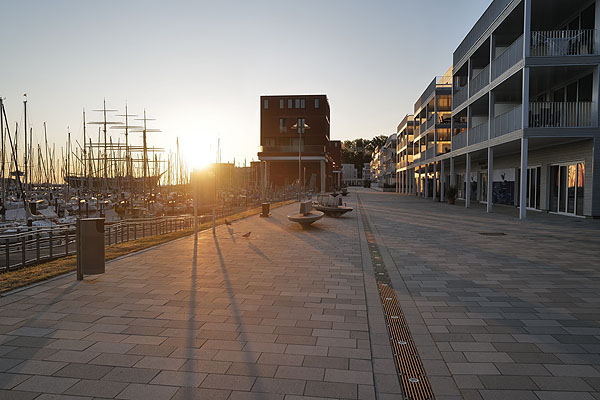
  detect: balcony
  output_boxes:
[454,86,468,108]
[469,64,490,97]
[492,35,523,81]
[493,105,522,138]
[453,131,467,150]
[530,29,598,57]
[424,146,435,160]
[529,102,595,128]
[468,121,489,145]
[259,145,326,154]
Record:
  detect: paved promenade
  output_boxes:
[0,188,599,400]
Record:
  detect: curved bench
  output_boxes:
[287,201,324,228]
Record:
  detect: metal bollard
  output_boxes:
[49,231,53,258]
[36,233,41,262]
[5,238,10,271]
[22,237,26,267]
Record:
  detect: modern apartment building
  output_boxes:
[397,0,600,218]
[382,134,397,187]
[258,95,338,193]
[395,115,416,193]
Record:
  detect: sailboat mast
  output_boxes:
[23,98,27,195]
[0,97,4,207]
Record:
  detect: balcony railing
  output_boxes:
[469,64,490,97]
[452,131,467,150]
[419,120,427,134]
[454,86,468,107]
[531,29,598,56]
[493,105,522,138]
[529,102,595,128]
[427,116,435,129]
[425,146,435,160]
[468,121,489,146]
[259,145,326,154]
[492,35,524,80]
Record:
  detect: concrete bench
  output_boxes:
[287,201,324,228]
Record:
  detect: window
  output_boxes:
[296,118,306,134]
[288,99,293,108]
[300,99,305,109]
[279,99,284,109]
[263,99,269,109]
[314,98,319,108]
[295,99,300,108]
[279,118,287,133]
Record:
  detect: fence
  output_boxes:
[493,105,522,137]
[0,193,297,273]
[529,102,594,128]
[531,29,597,57]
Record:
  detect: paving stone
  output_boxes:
[54,363,112,380]
[201,374,255,391]
[115,383,178,400]
[102,366,159,383]
[305,380,357,399]
[8,360,66,375]
[13,375,78,394]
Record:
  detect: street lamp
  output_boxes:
[290,120,310,201]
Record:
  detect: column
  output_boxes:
[424,164,429,198]
[417,167,421,196]
[465,153,471,208]
[433,162,437,201]
[440,160,445,201]
[520,138,528,219]
[450,157,455,187]
[320,160,326,193]
[487,147,493,213]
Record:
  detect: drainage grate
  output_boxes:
[359,198,434,400]
[478,232,506,236]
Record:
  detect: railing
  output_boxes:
[419,120,427,134]
[0,191,300,273]
[468,121,489,145]
[492,35,524,80]
[529,102,595,128]
[259,145,326,154]
[425,146,435,160]
[531,29,598,56]
[454,86,468,107]
[493,105,522,138]
[452,131,467,150]
[427,116,435,129]
[469,64,490,97]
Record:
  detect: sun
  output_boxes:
[182,134,216,171]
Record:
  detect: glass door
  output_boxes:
[549,162,585,216]
[526,167,541,209]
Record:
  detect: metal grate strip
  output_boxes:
[359,197,435,400]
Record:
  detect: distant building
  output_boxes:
[257,95,338,193]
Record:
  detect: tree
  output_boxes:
[341,135,391,178]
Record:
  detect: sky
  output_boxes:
[2,0,490,170]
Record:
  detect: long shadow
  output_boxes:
[213,234,264,393]
[247,243,272,263]
[357,190,600,365]
[183,232,198,396]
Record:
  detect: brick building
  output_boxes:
[258,94,339,193]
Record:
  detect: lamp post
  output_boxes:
[291,120,310,201]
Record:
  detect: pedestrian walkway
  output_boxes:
[0,188,599,400]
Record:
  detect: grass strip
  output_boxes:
[0,199,295,294]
